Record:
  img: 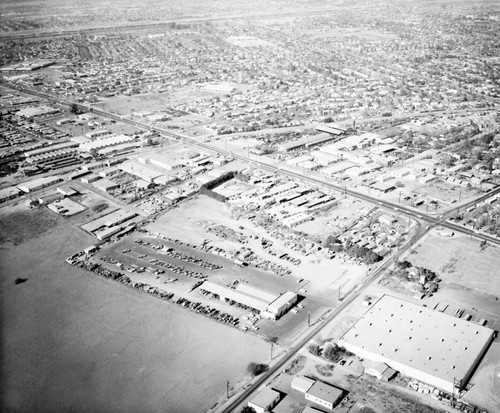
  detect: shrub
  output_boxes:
[247,362,268,376]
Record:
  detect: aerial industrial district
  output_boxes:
[1,2,500,413]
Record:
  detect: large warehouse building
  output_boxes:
[199,281,297,320]
[338,295,495,394]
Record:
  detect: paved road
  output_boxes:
[6,83,500,247]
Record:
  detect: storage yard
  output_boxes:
[87,231,327,343]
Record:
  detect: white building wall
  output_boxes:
[305,394,333,410]
[338,339,490,393]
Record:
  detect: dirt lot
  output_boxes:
[148,195,367,304]
[95,93,180,115]
[411,181,481,205]
[67,185,124,226]
[0,206,58,245]
[406,230,500,297]
[96,87,221,116]
[463,341,500,412]
[0,205,268,413]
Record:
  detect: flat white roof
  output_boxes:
[291,375,315,393]
[80,134,134,152]
[235,283,278,303]
[0,186,21,199]
[17,176,63,192]
[249,387,280,409]
[306,381,343,403]
[268,291,297,312]
[200,281,270,312]
[119,161,163,182]
[80,208,122,233]
[339,295,495,385]
[321,162,355,175]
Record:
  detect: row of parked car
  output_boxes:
[134,238,223,270]
[175,298,239,326]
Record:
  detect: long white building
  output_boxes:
[200,281,297,320]
[79,134,135,152]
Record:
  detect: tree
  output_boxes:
[330,244,343,253]
[241,407,256,413]
[357,246,370,259]
[397,260,412,269]
[323,345,342,362]
[365,251,382,264]
[70,103,80,114]
[324,235,341,248]
[308,344,321,356]
[247,362,268,376]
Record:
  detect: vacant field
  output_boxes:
[406,230,500,297]
[464,342,500,413]
[411,180,480,205]
[96,93,181,115]
[0,205,268,412]
[0,206,58,245]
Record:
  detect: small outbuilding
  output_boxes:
[364,361,397,382]
[248,387,281,413]
[305,381,343,410]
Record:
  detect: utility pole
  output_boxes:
[270,342,273,360]
[308,312,311,327]
[226,381,230,399]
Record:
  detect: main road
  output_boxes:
[6,83,500,247]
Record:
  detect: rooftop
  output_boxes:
[249,387,280,409]
[200,281,272,313]
[306,381,343,403]
[339,295,495,384]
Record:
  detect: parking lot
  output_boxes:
[91,233,327,340]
